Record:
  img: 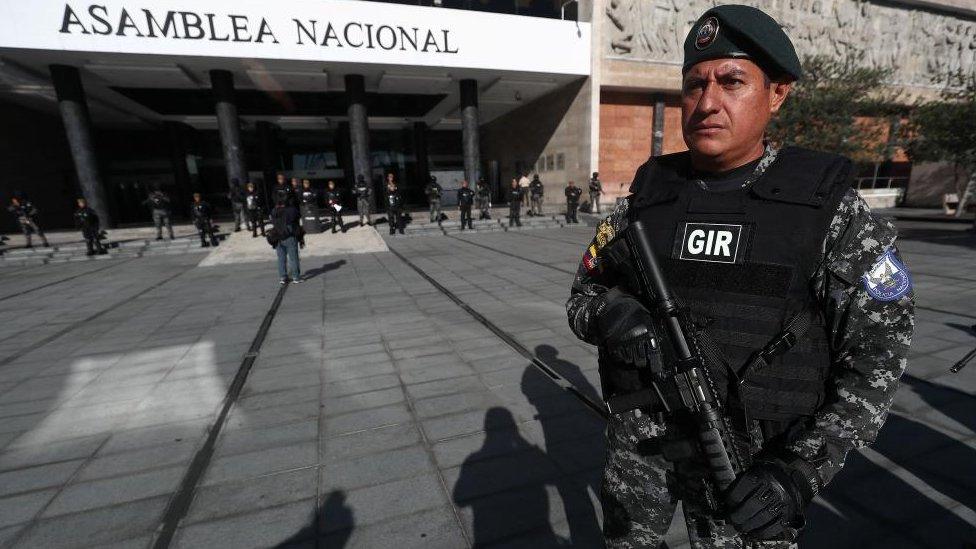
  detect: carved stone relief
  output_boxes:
[604,0,976,87]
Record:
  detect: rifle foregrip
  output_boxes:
[699,427,736,490]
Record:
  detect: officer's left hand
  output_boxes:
[724,459,815,540]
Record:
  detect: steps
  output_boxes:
[0,235,216,267]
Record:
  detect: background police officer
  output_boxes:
[273,173,296,208]
[7,194,48,248]
[385,179,404,235]
[301,178,319,228]
[457,179,475,230]
[143,186,174,240]
[190,192,218,248]
[564,181,582,224]
[507,178,522,227]
[245,181,265,238]
[325,180,345,234]
[529,175,544,216]
[228,178,247,232]
[353,174,373,226]
[73,197,105,256]
[476,178,492,220]
[426,175,443,224]
[588,172,603,214]
[566,6,915,548]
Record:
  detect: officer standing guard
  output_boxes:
[228,179,246,232]
[385,178,405,235]
[325,180,346,234]
[476,178,492,220]
[273,173,296,207]
[507,178,523,227]
[190,192,218,248]
[589,172,603,214]
[566,6,915,548]
[7,195,49,248]
[353,174,373,226]
[300,179,319,228]
[245,181,265,238]
[529,175,544,216]
[426,175,443,224]
[73,198,106,256]
[564,181,582,224]
[143,186,175,241]
[457,180,476,230]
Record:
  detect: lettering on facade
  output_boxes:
[605,0,975,87]
[58,3,459,54]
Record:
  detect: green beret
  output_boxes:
[682,5,802,81]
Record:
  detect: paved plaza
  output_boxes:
[0,219,973,548]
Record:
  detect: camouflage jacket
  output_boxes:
[566,149,916,487]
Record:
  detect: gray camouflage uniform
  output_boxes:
[566,148,915,548]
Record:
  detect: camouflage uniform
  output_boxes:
[566,147,915,548]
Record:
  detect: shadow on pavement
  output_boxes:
[302,259,347,281]
[276,490,354,548]
[451,346,605,547]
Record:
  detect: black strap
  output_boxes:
[738,308,818,382]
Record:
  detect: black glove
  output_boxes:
[724,455,819,540]
[596,288,657,368]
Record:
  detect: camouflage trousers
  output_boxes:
[601,409,797,549]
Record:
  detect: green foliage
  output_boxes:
[767,54,896,163]
[905,72,976,172]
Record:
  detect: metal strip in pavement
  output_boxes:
[0,258,136,302]
[0,265,192,369]
[445,234,577,276]
[388,246,608,420]
[153,283,288,549]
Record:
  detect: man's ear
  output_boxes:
[769,81,793,114]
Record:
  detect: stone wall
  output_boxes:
[603,0,976,90]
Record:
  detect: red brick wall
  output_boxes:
[599,91,686,200]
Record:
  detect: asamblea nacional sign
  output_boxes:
[0,0,591,75]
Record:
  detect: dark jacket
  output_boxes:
[565,186,583,203]
[271,205,301,239]
[425,182,443,201]
[191,201,214,228]
[507,187,522,205]
[74,206,100,237]
[325,189,342,207]
[529,179,544,197]
[245,191,264,212]
[457,187,475,207]
[273,184,297,207]
[144,192,171,211]
[386,188,404,211]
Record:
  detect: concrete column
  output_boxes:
[460,79,481,184]
[165,121,193,217]
[49,64,112,226]
[210,69,247,191]
[345,74,372,186]
[652,97,666,157]
[413,121,430,186]
[256,120,278,204]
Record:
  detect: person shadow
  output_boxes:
[302,259,346,281]
[275,490,354,548]
[802,376,976,547]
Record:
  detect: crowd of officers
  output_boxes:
[4,171,605,251]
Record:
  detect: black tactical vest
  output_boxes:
[627,147,852,428]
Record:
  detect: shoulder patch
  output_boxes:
[862,250,912,301]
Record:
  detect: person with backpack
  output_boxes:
[270,197,303,284]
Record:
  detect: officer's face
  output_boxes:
[681,59,791,169]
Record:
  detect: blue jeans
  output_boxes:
[276,236,301,280]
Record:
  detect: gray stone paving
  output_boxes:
[0,220,972,548]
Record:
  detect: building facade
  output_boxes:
[0,0,973,231]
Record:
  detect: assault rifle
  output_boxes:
[624,220,746,494]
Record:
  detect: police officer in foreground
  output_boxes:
[426,175,443,224]
[529,174,544,216]
[476,178,492,220]
[143,186,174,241]
[245,182,265,238]
[190,193,218,248]
[353,174,373,226]
[74,198,106,256]
[7,194,48,248]
[564,181,582,224]
[457,179,476,230]
[588,172,603,214]
[567,6,915,547]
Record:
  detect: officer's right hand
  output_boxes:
[596,288,657,367]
